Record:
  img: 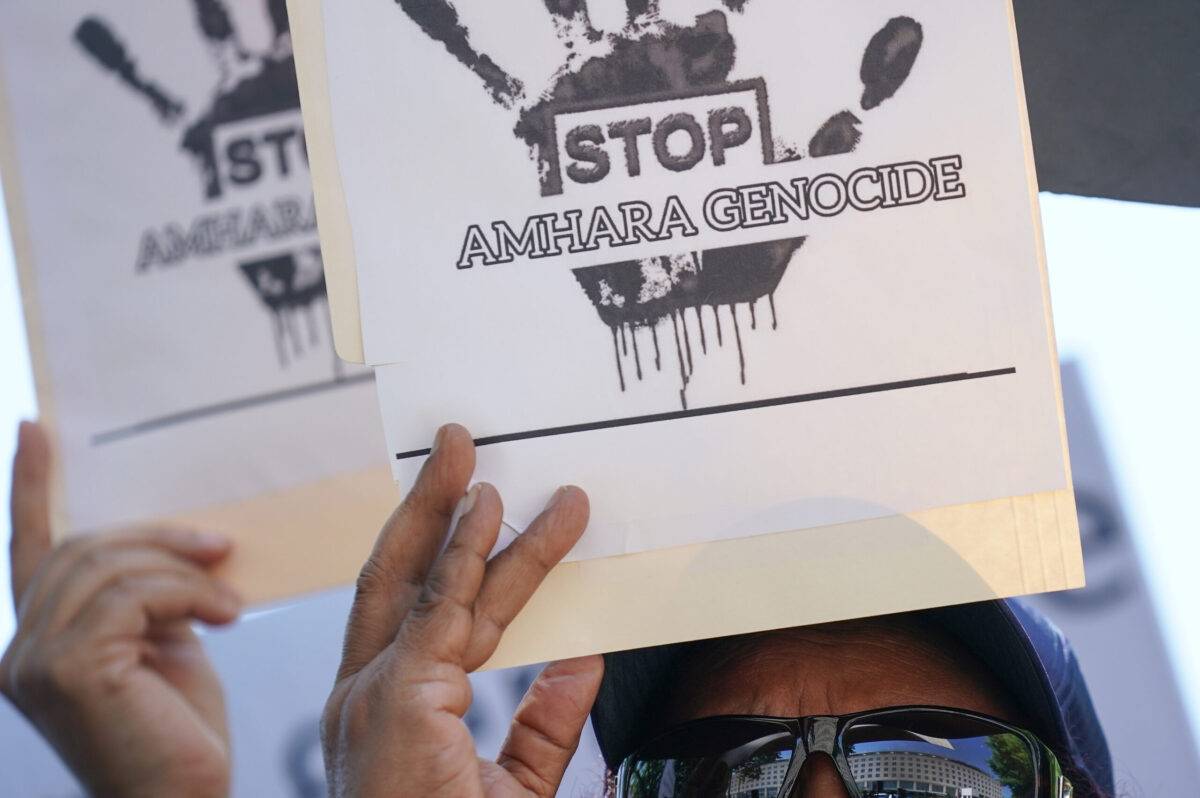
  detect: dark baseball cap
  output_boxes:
[591,599,1114,796]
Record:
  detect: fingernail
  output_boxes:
[192,531,231,549]
[460,483,483,516]
[544,486,569,511]
[430,425,448,455]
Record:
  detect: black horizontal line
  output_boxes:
[395,367,1017,460]
[92,372,375,445]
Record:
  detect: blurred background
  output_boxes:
[3,1,1200,795]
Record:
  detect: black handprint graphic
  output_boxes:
[73,0,332,369]
[76,0,297,199]
[396,1,923,409]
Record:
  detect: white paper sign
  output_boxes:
[0,2,384,529]
[314,0,1068,559]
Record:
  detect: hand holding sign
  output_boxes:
[321,425,603,798]
[0,423,242,798]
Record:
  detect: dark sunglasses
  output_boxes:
[617,706,1074,798]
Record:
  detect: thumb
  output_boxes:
[496,656,605,797]
[10,421,54,606]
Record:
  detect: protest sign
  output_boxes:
[0,2,398,600]
[289,0,1084,666]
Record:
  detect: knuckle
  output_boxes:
[393,664,473,716]
[399,605,472,665]
[417,571,472,618]
[57,537,86,558]
[336,691,376,742]
[91,656,130,698]
[105,576,139,604]
[399,486,452,527]
[473,606,509,642]
[73,545,109,575]
[514,533,561,575]
[407,462,463,517]
[94,580,139,618]
[320,694,345,745]
[54,537,89,568]
[353,558,390,601]
[530,539,561,573]
[514,708,577,756]
[352,557,423,615]
[504,745,560,796]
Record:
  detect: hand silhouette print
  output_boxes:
[75,0,296,200]
[393,1,924,409]
[73,0,334,369]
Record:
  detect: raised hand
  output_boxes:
[0,422,243,798]
[321,424,604,797]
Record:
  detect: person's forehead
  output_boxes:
[663,617,1021,725]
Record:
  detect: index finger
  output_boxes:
[337,423,476,680]
[10,421,53,607]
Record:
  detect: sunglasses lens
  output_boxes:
[843,711,1037,798]
[623,718,795,797]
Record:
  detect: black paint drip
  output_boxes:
[240,249,328,367]
[574,236,804,409]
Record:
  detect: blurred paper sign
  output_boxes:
[0,2,398,602]
[287,0,1084,666]
[1027,362,1200,796]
